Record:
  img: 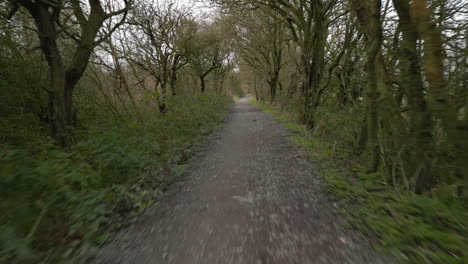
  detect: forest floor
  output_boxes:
[90,97,392,264]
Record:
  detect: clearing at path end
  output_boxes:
[91,98,390,264]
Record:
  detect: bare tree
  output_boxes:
[128,0,195,111]
[188,21,229,93]
[5,0,131,146]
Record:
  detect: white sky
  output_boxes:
[172,0,219,21]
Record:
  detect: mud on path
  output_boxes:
[91,98,390,264]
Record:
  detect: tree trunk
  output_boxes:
[154,81,167,114]
[200,76,206,93]
[17,0,129,146]
[351,0,384,172]
[301,52,314,127]
[268,71,279,104]
[108,36,136,106]
[30,5,70,146]
[393,0,433,192]
[253,75,259,100]
[51,63,70,147]
[170,66,178,96]
[301,2,327,130]
[412,0,468,182]
[365,45,382,172]
[170,73,177,96]
[269,22,283,105]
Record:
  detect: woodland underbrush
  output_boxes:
[0,94,232,264]
[253,100,467,264]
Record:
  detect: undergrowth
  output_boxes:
[252,100,468,264]
[0,94,233,264]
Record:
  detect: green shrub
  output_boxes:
[0,94,232,264]
[254,100,468,264]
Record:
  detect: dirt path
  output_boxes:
[91,98,390,264]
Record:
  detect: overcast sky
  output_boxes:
[174,0,219,20]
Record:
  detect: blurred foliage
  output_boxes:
[0,34,50,151]
[0,8,235,263]
[253,100,468,264]
[0,94,232,264]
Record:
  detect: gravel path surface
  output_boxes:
[91,98,391,264]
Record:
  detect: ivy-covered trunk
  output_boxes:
[393,0,433,192]
[351,0,384,172]
[301,2,327,130]
[412,0,468,184]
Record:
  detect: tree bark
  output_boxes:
[268,22,283,104]
[268,72,279,104]
[200,76,206,93]
[412,0,468,182]
[350,0,385,172]
[169,55,182,96]
[30,5,69,146]
[393,0,433,192]
[108,36,137,106]
[300,1,328,130]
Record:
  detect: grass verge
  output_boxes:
[1,94,233,264]
[252,100,467,264]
